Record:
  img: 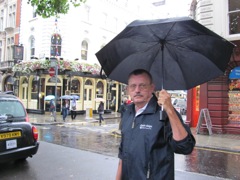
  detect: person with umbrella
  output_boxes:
[49,99,55,116]
[116,69,195,180]
[70,97,77,120]
[62,99,70,122]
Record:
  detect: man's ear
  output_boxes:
[151,84,156,92]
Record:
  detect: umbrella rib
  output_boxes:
[148,22,177,89]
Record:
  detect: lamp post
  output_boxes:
[50,57,58,121]
[107,79,113,110]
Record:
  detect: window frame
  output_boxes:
[228,0,240,35]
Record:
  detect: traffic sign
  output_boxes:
[49,67,55,77]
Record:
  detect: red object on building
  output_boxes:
[186,40,240,134]
[49,67,55,77]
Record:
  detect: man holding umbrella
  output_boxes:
[116,69,195,179]
[95,16,234,180]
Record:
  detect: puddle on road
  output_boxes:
[36,124,240,179]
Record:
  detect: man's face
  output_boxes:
[127,73,155,106]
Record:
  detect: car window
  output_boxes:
[0,100,26,117]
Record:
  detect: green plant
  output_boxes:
[27,0,87,18]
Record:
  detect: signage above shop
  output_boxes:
[229,66,240,79]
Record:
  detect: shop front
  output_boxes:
[4,59,129,115]
[186,41,240,134]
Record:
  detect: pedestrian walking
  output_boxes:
[118,98,128,118]
[116,69,196,180]
[97,101,104,126]
[49,99,55,115]
[70,97,77,120]
[62,99,69,121]
[49,99,56,121]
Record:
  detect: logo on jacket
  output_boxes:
[140,124,152,130]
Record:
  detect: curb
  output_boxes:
[195,145,240,153]
[31,116,120,126]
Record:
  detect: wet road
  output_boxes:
[36,120,240,180]
[0,141,229,180]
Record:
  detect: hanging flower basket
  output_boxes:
[12,59,101,75]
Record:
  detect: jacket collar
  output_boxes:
[129,94,161,116]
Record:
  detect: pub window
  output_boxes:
[96,81,104,98]
[31,78,38,99]
[85,79,92,85]
[71,78,80,93]
[229,0,240,35]
[81,40,88,60]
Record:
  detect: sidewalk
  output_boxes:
[28,112,240,153]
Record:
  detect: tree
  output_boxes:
[27,0,87,18]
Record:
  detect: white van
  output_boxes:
[171,98,187,115]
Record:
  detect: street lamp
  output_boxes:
[50,57,58,121]
[107,79,113,110]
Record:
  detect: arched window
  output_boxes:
[81,40,88,60]
[30,36,35,57]
[71,78,80,93]
[31,78,38,99]
[50,34,62,56]
[96,81,104,98]
[85,79,92,85]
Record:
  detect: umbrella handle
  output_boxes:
[159,109,167,120]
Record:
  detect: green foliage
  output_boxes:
[27,0,87,18]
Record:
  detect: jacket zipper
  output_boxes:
[131,117,136,128]
[147,162,150,179]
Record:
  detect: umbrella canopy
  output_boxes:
[60,95,80,100]
[96,17,235,90]
[44,95,55,101]
[60,95,72,100]
[71,95,80,100]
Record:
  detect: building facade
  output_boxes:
[0,0,154,114]
[0,0,21,93]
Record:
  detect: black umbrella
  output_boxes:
[96,17,235,90]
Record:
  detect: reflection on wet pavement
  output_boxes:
[175,148,240,179]
[37,120,240,180]
[38,123,120,157]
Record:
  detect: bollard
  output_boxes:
[90,108,93,118]
[85,108,93,120]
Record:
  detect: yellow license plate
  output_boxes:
[0,131,22,140]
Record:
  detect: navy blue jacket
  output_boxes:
[118,95,195,180]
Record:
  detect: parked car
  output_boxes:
[172,98,187,115]
[0,93,39,163]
